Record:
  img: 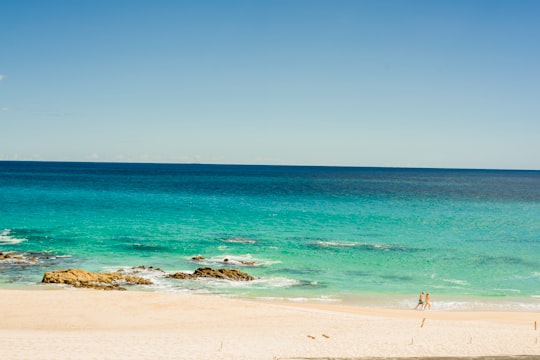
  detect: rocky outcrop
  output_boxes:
[42,269,152,290]
[41,266,254,290]
[128,265,165,273]
[0,252,24,261]
[168,267,254,281]
[0,251,38,263]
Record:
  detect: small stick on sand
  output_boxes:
[421,318,426,328]
[535,320,537,331]
[322,334,330,339]
[307,335,315,339]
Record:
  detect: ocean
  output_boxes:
[1,161,539,310]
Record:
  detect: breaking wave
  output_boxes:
[189,254,280,267]
[0,229,27,245]
[221,237,257,244]
[314,241,410,252]
[105,265,299,295]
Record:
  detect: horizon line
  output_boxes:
[1,159,539,172]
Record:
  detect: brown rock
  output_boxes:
[0,252,13,260]
[0,252,31,262]
[239,261,256,266]
[168,271,193,280]
[168,267,254,281]
[193,267,254,281]
[123,275,153,285]
[42,269,152,290]
[131,265,165,273]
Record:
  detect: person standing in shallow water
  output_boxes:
[415,291,424,310]
[423,293,431,310]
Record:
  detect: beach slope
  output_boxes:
[1,289,538,359]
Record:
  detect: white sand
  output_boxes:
[1,289,539,359]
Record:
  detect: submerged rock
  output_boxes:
[0,252,24,261]
[130,265,165,273]
[0,251,38,264]
[168,267,254,281]
[42,268,153,290]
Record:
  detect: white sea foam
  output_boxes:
[190,254,280,267]
[251,276,299,288]
[256,296,340,303]
[148,275,301,297]
[315,241,403,251]
[111,265,167,279]
[221,237,256,244]
[0,229,26,245]
[368,295,540,311]
[431,300,540,311]
[186,276,299,290]
[442,278,469,286]
[493,288,521,293]
[108,265,298,295]
[316,241,359,247]
[103,266,167,290]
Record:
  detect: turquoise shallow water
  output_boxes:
[1,161,539,310]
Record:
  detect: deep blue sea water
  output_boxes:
[1,161,539,310]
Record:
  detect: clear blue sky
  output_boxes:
[1,0,539,169]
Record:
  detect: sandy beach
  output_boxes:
[0,289,538,359]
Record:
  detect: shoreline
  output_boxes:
[4,280,540,312]
[2,280,540,312]
[1,288,539,359]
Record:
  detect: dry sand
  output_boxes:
[1,288,539,359]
